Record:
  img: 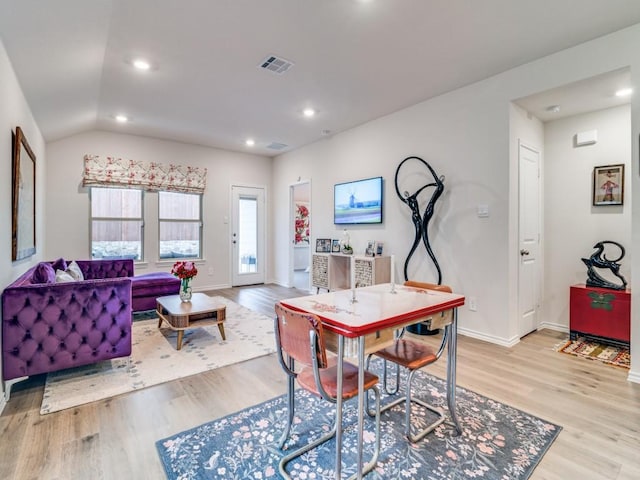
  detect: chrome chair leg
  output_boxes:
[278,371,296,449]
[279,387,381,480]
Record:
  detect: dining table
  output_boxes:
[280,282,465,479]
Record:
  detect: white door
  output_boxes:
[518,142,541,337]
[231,185,265,286]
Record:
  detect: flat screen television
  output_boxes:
[334,176,383,225]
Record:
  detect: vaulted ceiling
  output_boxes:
[2,1,640,156]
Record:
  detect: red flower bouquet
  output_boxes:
[171,261,198,280]
[172,261,198,301]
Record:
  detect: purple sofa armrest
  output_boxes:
[75,259,134,280]
[2,276,132,381]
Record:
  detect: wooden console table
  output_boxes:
[569,284,630,347]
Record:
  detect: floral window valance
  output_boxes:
[82,154,207,194]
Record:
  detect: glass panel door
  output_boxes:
[231,186,265,286]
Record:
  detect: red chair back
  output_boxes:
[275,303,328,369]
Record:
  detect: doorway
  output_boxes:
[231,185,265,286]
[290,181,311,290]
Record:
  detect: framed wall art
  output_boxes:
[12,126,36,261]
[315,238,331,253]
[593,164,624,206]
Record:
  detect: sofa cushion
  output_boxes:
[131,272,181,297]
[66,261,85,281]
[55,269,75,283]
[32,262,56,284]
[51,257,67,271]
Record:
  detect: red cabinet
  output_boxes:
[569,284,630,346]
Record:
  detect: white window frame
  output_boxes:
[158,191,203,260]
[90,187,144,260]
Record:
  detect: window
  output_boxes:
[159,191,202,259]
[91,187,143,260]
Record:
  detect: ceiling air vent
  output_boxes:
[259,55,294,75]
[267,142,288,150]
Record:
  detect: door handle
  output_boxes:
[520,249,530,256]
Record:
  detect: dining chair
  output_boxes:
[366,280,454,443]
[274,302,381,480]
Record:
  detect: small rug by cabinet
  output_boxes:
[156,361,561,480]
[557,337,630,369]
[40,296,276,414]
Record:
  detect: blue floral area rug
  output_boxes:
[156,360,561,479]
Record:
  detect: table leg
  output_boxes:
[335,336,344,478]
[176,330,184,350]
[446,308,462,435]
[217,323,226,340]
[356,335,365,479]
[157,317,163,328]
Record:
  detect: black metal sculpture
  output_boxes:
[394,156,445,283]
[581,240,627,290]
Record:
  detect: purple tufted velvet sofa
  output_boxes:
[2,258,179,389]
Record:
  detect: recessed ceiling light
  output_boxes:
[115,114,128,123]
[245,139,255,147]
[615,88,633,97]
[132,58,151,71]
[546,105,561,113]
[303,108,316,118]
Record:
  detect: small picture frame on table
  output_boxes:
[331,239,341,253]
[316,238,332,253]
[365,240,375,257]
[593,164,624,206]
[375,242,384,256]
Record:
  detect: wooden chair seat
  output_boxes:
[374,338,437,370]
[298,361,379,400]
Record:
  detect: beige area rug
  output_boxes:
[40,297,275,415]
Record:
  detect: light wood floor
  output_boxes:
[1,284,638,480]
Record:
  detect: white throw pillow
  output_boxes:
[55,269,75,283]
[66,261,85,281]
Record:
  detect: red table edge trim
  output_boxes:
[279,296,465,338]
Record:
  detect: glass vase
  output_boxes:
[179,279,192,302]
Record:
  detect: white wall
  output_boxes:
[543,105,631,329]
[272,24,640,381]
[0,40,46,401]
[45,131,272,289]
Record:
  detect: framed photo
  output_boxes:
[12,127,36,261]
[315,238,332,253]
[365,240,375,257]
[375,241,384,256]
[331,239,341,253]
[593,164,624,206]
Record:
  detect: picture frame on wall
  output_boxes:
[12,126,37,261]
[315,238,332,253]
[593,164,624,206]
[331,239,341,253]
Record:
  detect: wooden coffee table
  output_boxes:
[156,293,226,350]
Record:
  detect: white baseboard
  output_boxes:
[539,321,568,333]
[457,327,520,348]
[627,370,640,384]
